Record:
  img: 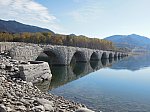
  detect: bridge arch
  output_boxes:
[90,52,99,61]
[109,52,113,59]
[118,53,121,57]
[36,47,66,65]
[121,53,124,57]
[70,51,87,64]
[114,53,117,59]
[101,52,108,59]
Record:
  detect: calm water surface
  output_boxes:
[37,54,150,112]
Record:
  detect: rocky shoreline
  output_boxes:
[0,52,94,112]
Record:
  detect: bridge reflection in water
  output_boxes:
[35,56,123,92]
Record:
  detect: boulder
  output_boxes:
[19,61,52,83]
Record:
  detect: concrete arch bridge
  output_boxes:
[9,44,128,65]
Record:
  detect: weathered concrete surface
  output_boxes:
[19,61,52,83]
[1,42,128,65]
[0,42,27,53]
[10,45,43,61]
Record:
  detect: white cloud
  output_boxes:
[70,0,103,22]
[0,0,61,31]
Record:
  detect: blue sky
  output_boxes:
[0,0,150,38]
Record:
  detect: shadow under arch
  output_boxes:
[90,52,99,61]
[70,51,87,64]
[118,53,121,57]
[109,53,113,59]
[101,52,107,59]
[36,50,61,65]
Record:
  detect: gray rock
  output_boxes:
[43,104,54,111]
[5,92,13,99]
[13,67,19,71]
[17,105,26,111]
[36,98,53,106]
[75,108,95,112]
[0,105,7,112]
[20,98,30,106]
[5,63,13,70]
[34,105,45,111]
[0,63,5,69]
[0,86,4,97]
[41,73,52,80]
[19,61,52,83]
[36,98,54,111]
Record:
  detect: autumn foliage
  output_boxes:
[0,32,115,50]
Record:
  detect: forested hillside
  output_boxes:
[0,19,53,33]
[0,19,115,50]
[0,32,115,50]
[105,34,150,51]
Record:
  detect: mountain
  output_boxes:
[104,34,150,51]
[0,19,54,33]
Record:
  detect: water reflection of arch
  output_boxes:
[49,58,116,90]
[49,62,93,90]
[35,54,122,91]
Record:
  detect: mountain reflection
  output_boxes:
[110,54,150,71]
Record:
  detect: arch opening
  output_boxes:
[70,51,86,64]
[109,53,113,59]
[121,54,124,57]
[90,52,99,61]
[36,50,61,65]
[118,53,121,57]
[101,52,107,59]
[114,53,117,58]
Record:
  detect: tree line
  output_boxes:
[0,32,115,50]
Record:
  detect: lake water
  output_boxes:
[36,54,150,112]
